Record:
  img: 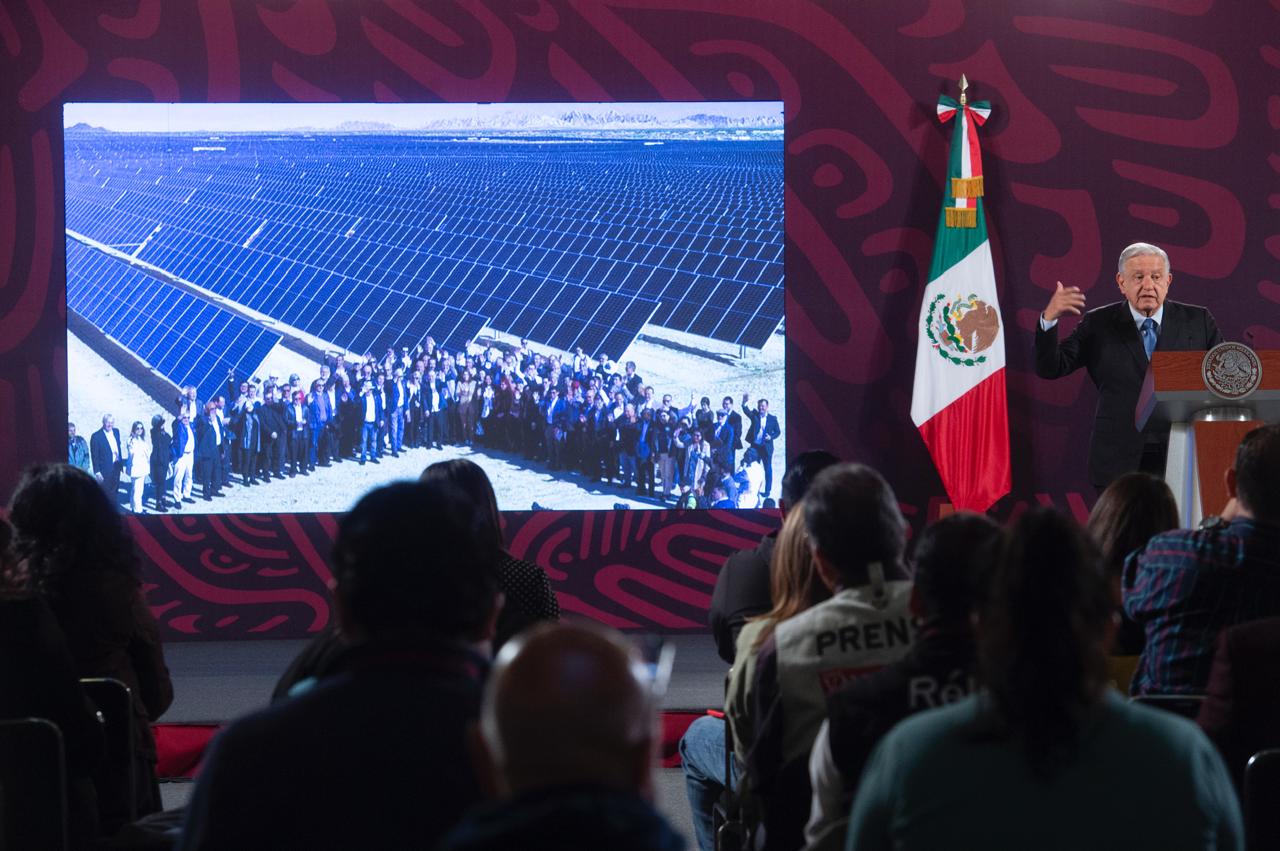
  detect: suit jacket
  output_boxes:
[358,389,384,423]
[307,391,331,429]
[746,410,781,449]
[1196,615,1280,790]
[258,403,286,443]
[543,398,567,427]
[727,410,744,450]
[1035,299,1222,487]
[172,421,197,460]
[90,428,124,476]
[195,415,221,461]
[386,380,407,411]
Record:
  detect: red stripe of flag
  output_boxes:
[916,370,1011,512]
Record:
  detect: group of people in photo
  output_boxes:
[70,336,783,512]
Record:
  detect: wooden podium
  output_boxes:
[1140,348,1280,527]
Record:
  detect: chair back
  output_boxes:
[1130,694,1206,720]
[1246,749,1280,851]
[80,677,137,825]
[0,718,68,851]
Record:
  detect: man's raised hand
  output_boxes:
[1043,281,1087,322]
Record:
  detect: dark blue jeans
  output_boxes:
[360,422,378,461]
[680,714,737,851]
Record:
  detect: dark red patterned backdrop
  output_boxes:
[2,0,1277,640]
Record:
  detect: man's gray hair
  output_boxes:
[1118,242,1170,276]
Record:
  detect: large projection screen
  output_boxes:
[63,102,784,513]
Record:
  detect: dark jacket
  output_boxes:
[43,571,172,761]
[1034,299,1222,488]
[90,428,124,477]
[180,639,489,851]
[708,532,776,664]
[440,786,686,851]
[43,568,172,826]
[149,426,170,478]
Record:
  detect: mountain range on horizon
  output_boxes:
[66,108,784,134]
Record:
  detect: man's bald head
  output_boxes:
[480,624,655,798]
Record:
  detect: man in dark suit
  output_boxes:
[1035,242,1223,489]
[721,396,744,470]
[256,386,287,482]
[745,395,783,499]
[89,414,125,507]
[195,403,224,501]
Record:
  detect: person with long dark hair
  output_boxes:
[421,458,560,648]
[846,507,1242,850]
[8,464,173,834]
[1087,472,1179,656]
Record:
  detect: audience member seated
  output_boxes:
[1197,615,1280,790]
[681,503,830,851]
[1087,472,1179,657]
[1124,423,1280,695]
[803,512,1000,850]
[421,458,560,647]
[708,450,838,664]
[846,507,1242,850]
[8,464,172,833]
[178,480,503,850]
[0,517,104,849]
[440,623,685,851]
[271,459,559,701]
[749,464,916,850]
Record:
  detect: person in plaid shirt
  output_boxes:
[1124,424,1280,695]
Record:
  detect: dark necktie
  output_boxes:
[1141,317,1158,360]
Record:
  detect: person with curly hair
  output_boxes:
[8,464,173,832]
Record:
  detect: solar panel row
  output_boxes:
[64,133,783,358]
[65,238,281,404]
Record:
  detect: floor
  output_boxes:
[157,632,728,846]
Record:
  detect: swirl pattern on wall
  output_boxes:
[1,0,1274,638]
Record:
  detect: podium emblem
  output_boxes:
[1202,342,1262,400]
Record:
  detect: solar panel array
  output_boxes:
[63,131,783,360]
[65,238,281,404]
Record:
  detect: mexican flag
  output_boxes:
[909,91,1011,512]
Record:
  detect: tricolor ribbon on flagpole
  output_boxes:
[936,94,991,228]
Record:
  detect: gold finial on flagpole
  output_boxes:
[959,74,969,107]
